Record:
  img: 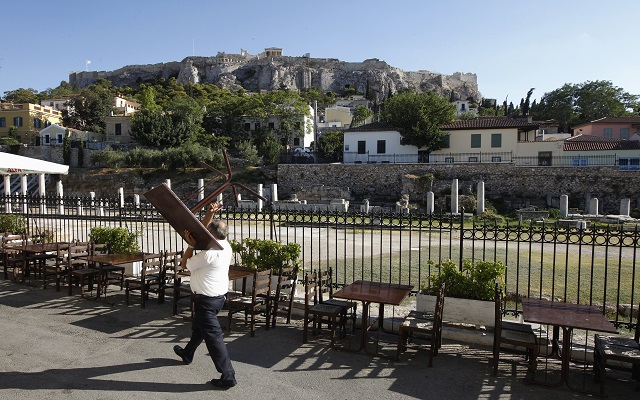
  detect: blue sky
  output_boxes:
[2,0,639,105]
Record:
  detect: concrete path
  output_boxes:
[0,280,635,399]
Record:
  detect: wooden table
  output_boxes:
[332,280,413,357]
[522,298,617,392]
[82,252,147,299]
[228,265,257,297]
[8,242,66,284]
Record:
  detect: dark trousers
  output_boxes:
[183,294,236,383]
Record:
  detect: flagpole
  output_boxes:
[85,59,91,71]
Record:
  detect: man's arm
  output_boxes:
[202,201,222,228]
[180,229,197,270]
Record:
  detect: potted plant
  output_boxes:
[417,259,505,328]
[89,226,141,275]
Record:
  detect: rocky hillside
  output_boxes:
[69,54,481,103]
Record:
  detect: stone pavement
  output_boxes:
[0,279,636,400]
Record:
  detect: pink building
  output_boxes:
[572,116,640,140]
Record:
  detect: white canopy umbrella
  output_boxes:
[0,152,69,175]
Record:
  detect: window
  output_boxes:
[377,140,386,154]
[357,141,366,154]
[268,122,275,130]
[254,123,260,131]
[468,156,478,162]
[13,116,23,127]
[620,128,630,140]
[441,134,450,148]
[344,144,350,151]
[56,134,63,144]
[572,158,588,166]
[44,135,50,144]
[491,156,502,162]
[491,133,502,148]
[619,158,640,170]
[604,128,613,138]
[293,137,300,146]
[115,123,122,135]
[0,117,5,127]
[34,118,42,129]
[470,133,481,148]
[445,157,454,163]
[461,103,466,111]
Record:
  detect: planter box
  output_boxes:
[416,293,494,328]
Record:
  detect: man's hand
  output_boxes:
[183,229,197,247]
[208,201,223,214]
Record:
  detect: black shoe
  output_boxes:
[173,345,192,364]
[210,378,237,389]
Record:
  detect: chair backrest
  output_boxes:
[164,250,184,282]
[91,242,108,255]
[251,269,272,301]
[433,281,446,343]
[304,272,318,309]
[141,253,164,278]
[275,266,298,299]
[67,241,90,267]
[317,268,334,303]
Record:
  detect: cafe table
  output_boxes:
[8,242,67,284]
[81,252,147,300]
[227,265,259,298]
[332,280,413,357]
[521,298,617,393]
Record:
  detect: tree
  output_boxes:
[535,83,577,132]
[129,109,178,147]
[317,130,344,162]
[350,105,373,127]
[62,82,114,133]
[3,88,40,104]
[522,88,535,116]
[380,90,455,154]
[78,140,84,167]
[63,130,70,165]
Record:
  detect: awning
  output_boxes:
[0,152,69,175]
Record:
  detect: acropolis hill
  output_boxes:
[69,48,482,103]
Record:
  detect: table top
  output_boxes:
[7,242,68,253]
[522,298,617,333]
[82,252,147,265]
[229,265,256,280]
[332,280,414,305]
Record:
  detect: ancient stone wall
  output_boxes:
[277,164,640,214]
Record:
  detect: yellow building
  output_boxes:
[0,103,63,145]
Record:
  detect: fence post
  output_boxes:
[459,206,465,270]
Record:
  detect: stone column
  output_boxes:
[134,194,140,208]
[198,178,205,202]
[362,199,370,213]
[476,181,485,215]
[271,183,278,203]
[56,180,64,214]
[560,195,569,218]
[118,188,124,208]
[39,174,46,214]
[425,192,434,214]
[21,175,27,213]
[451,179,459,214]
[89,191,95,209]
[257,184,264,212]
[620,198,631,217]
[589,198,599,216]
[76,198,83,216]
[4,175,11,213]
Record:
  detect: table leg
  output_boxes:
[331,301,369,353]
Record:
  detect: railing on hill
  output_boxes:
[0,193,637,330]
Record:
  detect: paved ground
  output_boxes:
[0,279,637,400]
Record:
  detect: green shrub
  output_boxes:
[420,259,505,301]
[163,142,220,171]
[91,148,125,167]
[0,213,27,234]
[89,226,140,254]
[230,238,301,272]
[124,147,163,167]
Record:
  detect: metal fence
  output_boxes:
[1,194,638,330]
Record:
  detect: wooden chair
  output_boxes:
[269,266,298,327]
[317,268,357,334]
[594,302,640,393]
[492,285,539,377]
[227,268,272,337]
[42,243,70,291]
[396,281,446,367]
[124,252,164,308]
[302,272,344,345]
[67,242,99,296]
[165,251,194,317]
[1,234,28,281]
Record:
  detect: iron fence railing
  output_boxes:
[1,194,637,330]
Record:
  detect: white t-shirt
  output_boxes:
[186,240,232,297]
